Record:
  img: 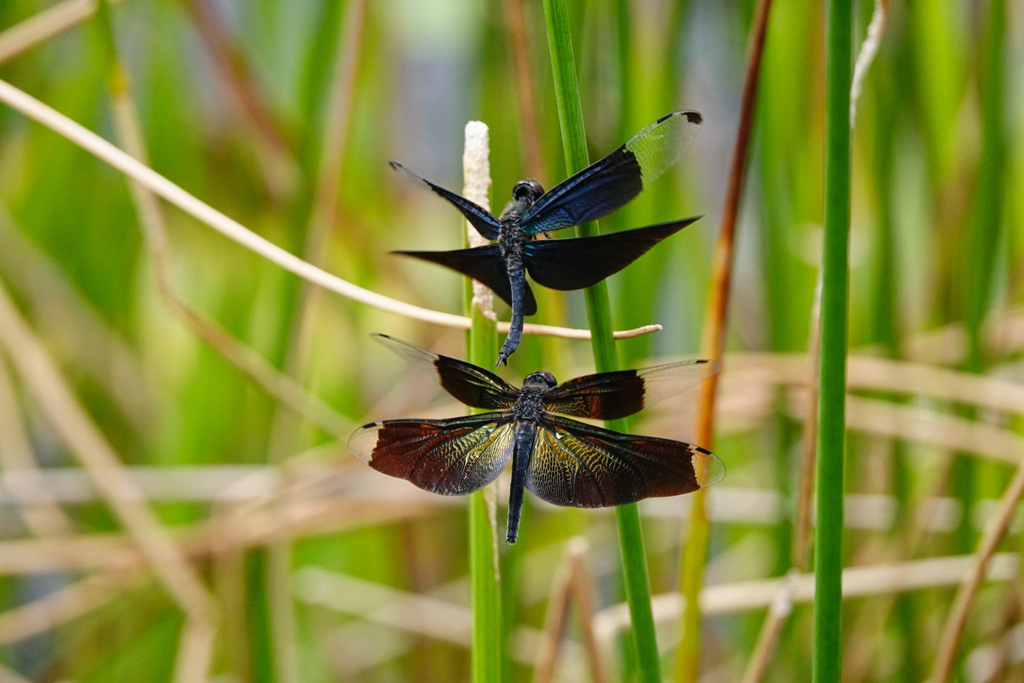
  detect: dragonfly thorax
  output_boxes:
[514,372,556,421]
[512,381,551,422]
[497,211,530,262]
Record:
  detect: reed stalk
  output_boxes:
[812,0,854,680]
[541,1,661,680]
[462,122,504,683]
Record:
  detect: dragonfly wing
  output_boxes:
[525,416,724,508]
[541,358,718,420]
[394,246,537,315]
[390,161,500,240]
[519,112,702,235]
[523,217,698,291]
[349,415,516,495]
[371,334,519,409]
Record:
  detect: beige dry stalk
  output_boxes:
[463,120,497,318]
[0,354,75,537]
[0,212,154,427]
[109,66,352,439]
[929,459,1024,683]
[0,78,660,344]
[532,538,610,683]
[260,3,369,680]
[0,0,123,64]
[0,279,219,682]
[291,567,590,675]
[0,571,130,645]
[600,553,1022,637]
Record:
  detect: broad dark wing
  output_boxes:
[522,217,699,290]
[542,359,718,419]
[519,112,702,235]
[372,334,519,410]
[393,246,538,315]
[349,415,516,495]
[525,416,724,508]
[390,161,500,240]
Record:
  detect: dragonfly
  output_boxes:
[348,334,724,544]
[390,111,703,366]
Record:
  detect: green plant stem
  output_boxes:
[464,144,503,683]
[468,464,502,683]
[965,0,1005,361]
[813,0,853,681]
[953,0,1006,558]
[938,0,1007,674]
[468,308,501,683]
[541,1,661,681]
[676,491,709,680]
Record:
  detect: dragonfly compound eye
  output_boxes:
[512,179,545,204]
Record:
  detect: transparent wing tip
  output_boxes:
[348,423,382,463]
[692,447,725,488]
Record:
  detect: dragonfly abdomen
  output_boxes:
[505,422,537,544]
[497,254,527,366]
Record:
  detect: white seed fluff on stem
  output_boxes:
[462,120,497,320]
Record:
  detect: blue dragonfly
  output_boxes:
[391,111,703,365]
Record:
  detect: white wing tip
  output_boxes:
[348,424,382,463]
[692,447,725,488]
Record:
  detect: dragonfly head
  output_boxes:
[512,179,545,205]
[522,370,557,390]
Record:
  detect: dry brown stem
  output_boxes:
[930,458,1024,682]
[182,0,299,200]
[532,538,609,683]
[741,311,819,683]
[677,0,774,678]
[504,0,545,179]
